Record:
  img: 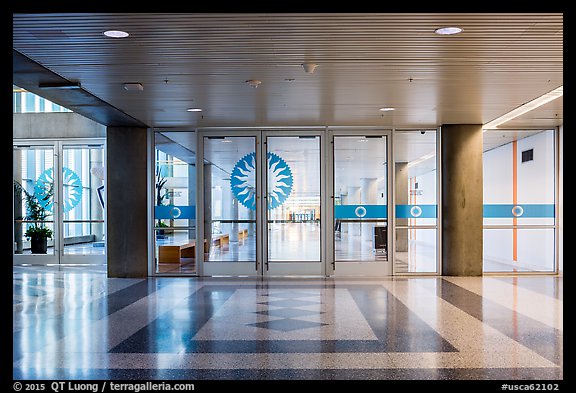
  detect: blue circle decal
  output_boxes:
[230,152,293,210]
[35,167,83,213]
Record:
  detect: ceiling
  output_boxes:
[13,13,563,130]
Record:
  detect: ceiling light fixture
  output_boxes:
[123,82,143,91]
[379,107,395,112]
[483,86,563,131]
[434,26,463,35]
[103,30,129,38]
[246,79,262,88]
[301,63,319,74]
[38,81,81,90]
[187,108,203,112]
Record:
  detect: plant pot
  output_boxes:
[30,236,48,254]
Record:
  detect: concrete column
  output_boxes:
[395,162,409,252]
[106,127,149,277]
[360,178,377,244]
[203,163,212,253]
[347,186,361,236]
[441,124,483,276]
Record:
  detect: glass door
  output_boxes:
[263,133,324,276]
[59,142,106,264]
[201,133,261,276]
[13,139,106,266]
[329,130,392,276]
[13,143,58,265]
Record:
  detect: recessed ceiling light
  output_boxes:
[246,79,262,88]
[379,107,395,112]
[302,63,319,73]
[434,27,463,35]
[187,108,203,112]
[103,30,129,38]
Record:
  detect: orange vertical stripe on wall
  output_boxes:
[512,141,518,262]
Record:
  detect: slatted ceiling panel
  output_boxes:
[13,13,562,129]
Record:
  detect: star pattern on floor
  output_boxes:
[247,291,328,332]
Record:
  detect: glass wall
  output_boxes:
[13,85,71,113]
[333,135,388,263]
[154,132,198,273]
[483,129,556,272]
[267,136,321,262]
[393,130,438,273]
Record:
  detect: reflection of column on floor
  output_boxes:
[188,162,196,241]
[203,163,212,252]
[90,148,104,242]
[14,148,23,254]
[395,162,409,252]
[360,178,377,245]
[347,186,360,236]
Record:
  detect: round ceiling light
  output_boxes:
[434,27,463,35]
[187,108,203,112]
[103,30,130,38]
[246,79,262,88]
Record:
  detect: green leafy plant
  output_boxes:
[155,167,170,229]
[24,225,53,239]
[14,180,54,240]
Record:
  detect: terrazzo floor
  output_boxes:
[13,267,563,380]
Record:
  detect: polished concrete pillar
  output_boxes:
[106,127,149,277]
[441,124,483,276]
[395,162,409,252]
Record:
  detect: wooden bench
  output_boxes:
[158,239,207,264]
[212,234,230,247]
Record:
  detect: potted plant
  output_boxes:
[14,180,54,254]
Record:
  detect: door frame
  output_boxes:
[196,129,328,277]
[262,129,326,277]
[326,127,394,277]
[13,138,106,266]
[197,130,263,276]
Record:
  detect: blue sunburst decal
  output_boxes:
[230,152,293,210]
[35,167,83,213]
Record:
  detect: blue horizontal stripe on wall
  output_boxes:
[335,205,387,219]
[483,204,555,218]
[396,204,438,219]
[155,205,196,219]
